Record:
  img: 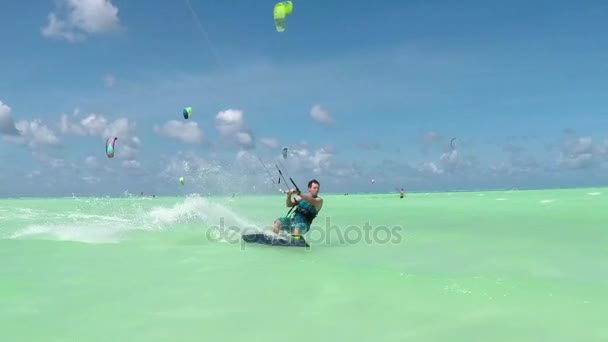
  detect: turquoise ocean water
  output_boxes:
[1,188,607,341]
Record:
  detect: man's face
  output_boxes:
[309,183,320,196]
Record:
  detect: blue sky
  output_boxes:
[1,0,608,197]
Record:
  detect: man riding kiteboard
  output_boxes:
[272,179,323,239]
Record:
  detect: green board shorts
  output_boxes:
[276,216,310,234]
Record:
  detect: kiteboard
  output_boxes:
[241,233,309,248]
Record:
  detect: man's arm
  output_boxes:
[297,192,323,210]
[285,191,297,207]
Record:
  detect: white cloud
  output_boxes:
[274,144,374,186]
[330,164,363,179]
[439,149,475,172]
[59,109,141,163]
[154,120,205,144]
[122,160,141,169]
[82,175,101,184]
[281,144,335,176]
[117,136,141,160]
[0,101,19,135]
[215,109,243,130]
[407,148,476,177]
[422,131,442,144]
[310,104,335,126]
[13,120,62,148]
[260,137,279,149]
[408,161,444,175]
[232,143,340,192]
[25,152,120,189]
[27,170,42,180]
[486,141,543,176]
[82,155,114,173]
[1,102,61,148]
[418,131,459,155]
[33,152,67,169]
[309,147,333,175]
[84,155,98,168]
[41,0,120,42]
[557,136,603,169]
[235,150,258,166]
[235,131,253,147]
[214,109,254,149]
[420,131,443,152]
[59,109,133,138]
[103,74,115,87]
[598,139,608,156]
[489,160,537,176]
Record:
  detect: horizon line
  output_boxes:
[1,185,606,200]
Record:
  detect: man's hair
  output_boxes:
[308,179,320,188]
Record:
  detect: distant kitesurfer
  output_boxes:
[272,179,323,238]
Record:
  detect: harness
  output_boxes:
[294,204,317,223]
[285,198,317,224]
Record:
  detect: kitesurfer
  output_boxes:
[272,179,323,238]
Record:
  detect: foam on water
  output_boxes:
[10,223,122,244]
[5,194,266,245]
[64,212,131,223]
[143,194,264,233]
[7,205,136,244]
